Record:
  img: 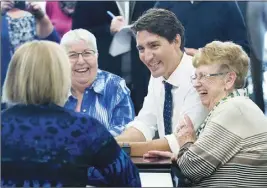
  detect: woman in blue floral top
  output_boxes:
[61,29,135,136]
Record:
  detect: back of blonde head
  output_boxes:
[193,41,249,88]
[2,41,71,106]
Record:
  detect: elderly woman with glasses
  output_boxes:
[145,41,267,187]
[60,29,135,136]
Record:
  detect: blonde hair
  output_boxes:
[193,41,249,88]
[60,29,98,53]
[2,40,71,106]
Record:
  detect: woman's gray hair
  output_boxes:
[60,29,98,53]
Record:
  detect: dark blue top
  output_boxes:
[1,103,141,187]
[155,1,250,54]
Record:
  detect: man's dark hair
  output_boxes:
[132,8,185,50]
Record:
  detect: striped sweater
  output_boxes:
[178,96,267,187]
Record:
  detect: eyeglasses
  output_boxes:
[68,50,96,61]
[190,72,229,84]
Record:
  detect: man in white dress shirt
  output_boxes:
[116,8,208,156]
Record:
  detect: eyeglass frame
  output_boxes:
[190,72,229,84]
[68,50,96,61]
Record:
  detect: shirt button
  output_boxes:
[85,91,88,94]
[83,109,87,112]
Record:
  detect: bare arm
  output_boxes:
[27,2,54,39]
[131,138,171,157]
[120,138,171,157]
[116,127,171,156]
[115,127,146,142]
[35,15,54,38]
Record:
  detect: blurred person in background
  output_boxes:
[46,1,76,38]
[61,29,135,137]
[72,1,122,80]
[145,41,267,187]
[1,0,60,91]
[1,40,141,187]
[110,1,155,114]
[246,1,267,113]
[155,1,250,56]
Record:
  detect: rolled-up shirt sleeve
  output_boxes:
[165,134,180,155]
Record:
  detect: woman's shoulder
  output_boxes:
[214,96,259,115]
[1,103,116,150]
[98,69,124,84]
[1,103,100,129]
[97,69,130,94]
[209,96,267,136]
[1,104,122,170]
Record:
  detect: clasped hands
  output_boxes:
[143,114,197,161]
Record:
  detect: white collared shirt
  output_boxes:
[127,53,208,155]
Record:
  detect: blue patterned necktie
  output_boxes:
[163,81,173,135]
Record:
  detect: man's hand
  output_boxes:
[175,114,196,147]
[184,47,200,56]
[1,0,14,14]
[110,16,126,34]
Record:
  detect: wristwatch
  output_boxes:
[121,143,131,156]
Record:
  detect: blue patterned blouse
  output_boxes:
[1,103,141,187]
[65,70,135,136]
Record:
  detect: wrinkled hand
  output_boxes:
[184,47,200,56]
[143,150,177,162]
[1,0,14,14]
[110,16,126,34]
[27,2,45,20]
[176,114,196,147]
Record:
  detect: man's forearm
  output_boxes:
[127,138,171,157]
[116,127,146,142]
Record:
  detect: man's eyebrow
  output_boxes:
[148,41,159,45]
[136,41,159,48]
